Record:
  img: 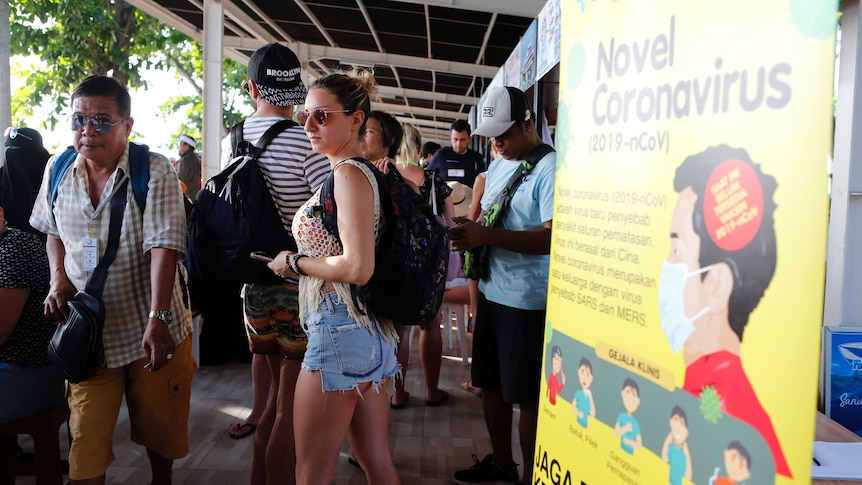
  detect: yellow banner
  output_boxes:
[536,1,836,484]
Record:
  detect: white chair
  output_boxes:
[191,312,203,369]
[442,303,470,366]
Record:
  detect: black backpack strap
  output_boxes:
[249,119,298,157]
[84,178,129,298]
[480,143,554,228]
[229,120,245,157]
[525,143,554,169]
[315,157,382,241]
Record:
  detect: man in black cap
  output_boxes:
[220,42,330,485]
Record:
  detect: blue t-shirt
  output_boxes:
[667,442,686,485]
[478,151,556,310]
[574,389,591,427]
[616,412,641,455]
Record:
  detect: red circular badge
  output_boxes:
[702,159,764,251]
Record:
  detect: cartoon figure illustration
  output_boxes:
[571,357,595,427]
[614,377,642,455]
[709,441,752,485]
[660,145,789,476]
[661,405,693,485]
[546,345,566,405]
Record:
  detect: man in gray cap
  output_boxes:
[220,42,330,485]
[450,86,556,485]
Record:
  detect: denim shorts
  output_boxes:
[301,292,399,392]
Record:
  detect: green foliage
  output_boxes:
[9,0,254,141]
[154,51,253,147]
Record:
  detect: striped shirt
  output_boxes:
[30,143,192,368]
[220,116,331,232]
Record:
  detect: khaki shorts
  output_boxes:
[243,281,307,359]
[67,336,195,480]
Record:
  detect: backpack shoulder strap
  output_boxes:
[128,142,150,212]
[49,146,78,207]
[524,143,555,170]
[230,120,245,157]
[316,157,383,241]
[479,144,555,228]
[48,146,79,222]
[249,119,298,157]
[50,144,150,216]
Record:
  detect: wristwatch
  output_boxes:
[148,310,174,325]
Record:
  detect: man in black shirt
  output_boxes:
[426,120,485,187]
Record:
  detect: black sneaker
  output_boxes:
[453,454,519,484]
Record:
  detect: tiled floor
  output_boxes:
[16,321,523,484]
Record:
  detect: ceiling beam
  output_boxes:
[393,116,453,131]
[222,36,498,77]
[394,0,544,18]
[378,86,475,105]
[236,0,295,42]
[372,101,463,120]
[126,0,248,61]
[293,0,337,46]
[221,1,275,42]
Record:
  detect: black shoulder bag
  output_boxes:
[48,178,129,383]
[462,143,554,280]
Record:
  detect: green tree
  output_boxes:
[155,40,252,147]
[9,0,251,138]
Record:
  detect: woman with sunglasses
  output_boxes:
[268,70,401,485]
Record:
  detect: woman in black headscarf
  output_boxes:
[2,127,50,238]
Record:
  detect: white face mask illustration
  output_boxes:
[658,261,711,353]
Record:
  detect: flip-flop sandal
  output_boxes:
[228,422,257,440]
[425,390,450,406]
[461,380,482,398]
[389,392,410,410]
[348,455,363,469]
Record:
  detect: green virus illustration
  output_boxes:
[545,319,554,344]
[700,385,723,424]
[789,0,838,38]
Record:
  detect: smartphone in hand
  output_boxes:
[250,251,274,262]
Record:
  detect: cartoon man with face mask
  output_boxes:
[659,145,789,477]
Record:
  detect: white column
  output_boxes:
[826,0,862,326]
[0,0,12,167]
[201,0,224,183]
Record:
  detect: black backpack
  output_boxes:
[317,158,449,324]
[187,119,297,288]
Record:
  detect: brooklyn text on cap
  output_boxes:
[248,43,308,107]
[179,134,196,148]
[472,86,532,138]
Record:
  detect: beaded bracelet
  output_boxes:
[287,252,307,276]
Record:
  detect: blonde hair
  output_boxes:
[308,68,378,117]
[398,122,422,164]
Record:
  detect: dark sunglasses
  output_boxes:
[241,80,251,94]
[297,108,350,126]
[4,127,32,141]
[69,114,124,134]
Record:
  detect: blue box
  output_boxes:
[824,326,862,437]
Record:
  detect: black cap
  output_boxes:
[248,43,307,107]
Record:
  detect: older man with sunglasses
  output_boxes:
[29,76,193,485]
[219,42,330,485]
